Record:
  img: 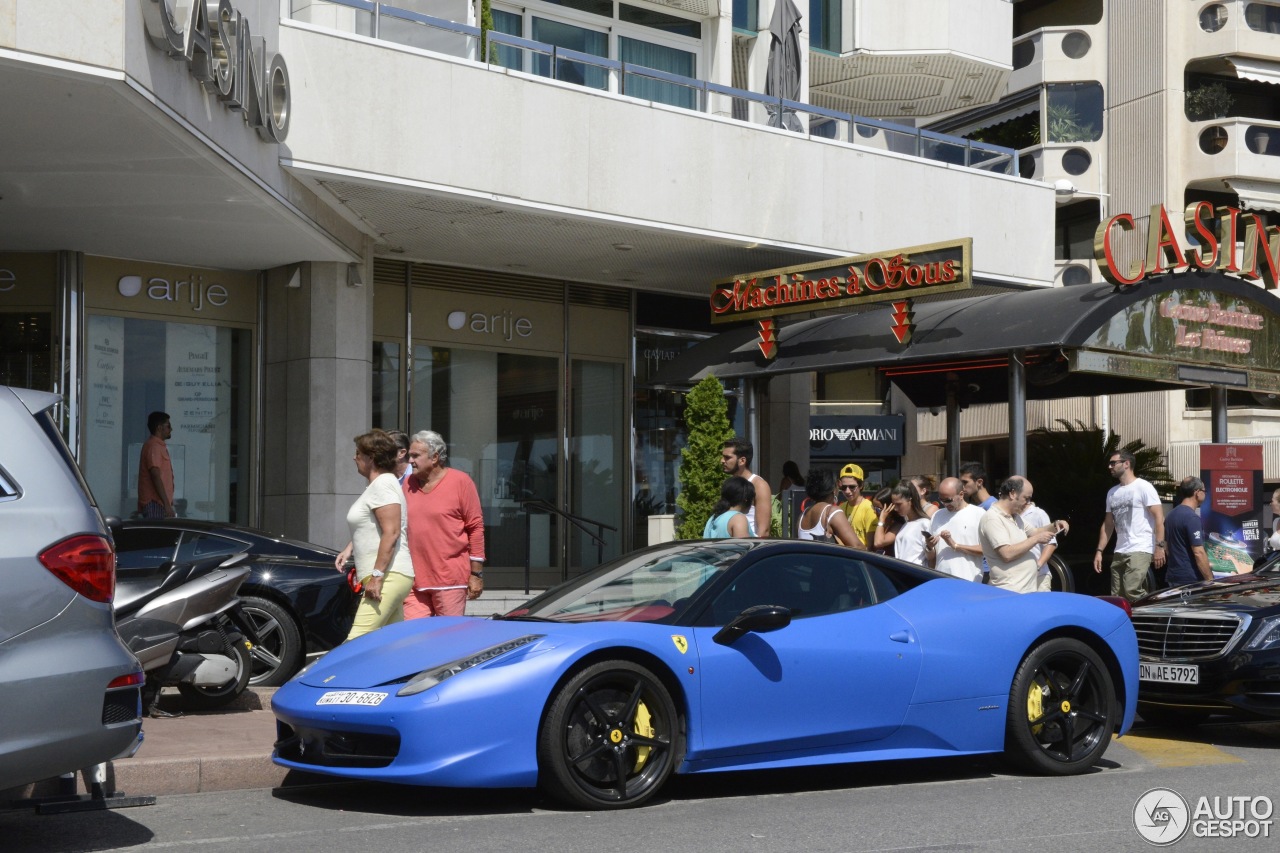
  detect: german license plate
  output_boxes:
[1139,663,1199,684]
[316,691,388,706]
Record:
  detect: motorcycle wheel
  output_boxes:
[177,633,252,711]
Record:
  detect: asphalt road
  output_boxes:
[4,720,1278,853]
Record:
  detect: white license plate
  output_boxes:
[1139,663,1200,684]
[316,690,388,706]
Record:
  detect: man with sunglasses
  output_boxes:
[925,477,985,581]
[1093,450,1166,602]
[838,463,878,548]
[1164,476,1212,588]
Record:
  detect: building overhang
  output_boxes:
[1225,56,1280,87]
[1223,178,1280,213]
[808,50,1010,119]
[656,272,1280,406]
[0,53,356,271]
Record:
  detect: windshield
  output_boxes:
[503,542,753,623]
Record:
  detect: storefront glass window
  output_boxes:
[413,345,561,572]
[633,329,743,548]
[372,341,400,430]
[0,312,52,392]
[83,316,252,522]
[570,360,625,571]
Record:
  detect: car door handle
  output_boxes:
[889,629,915,644]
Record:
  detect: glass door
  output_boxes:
[413,345,561,581]
[570,359,625,572]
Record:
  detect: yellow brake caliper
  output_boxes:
[1027,678,1047,735]
[632,700,654,772]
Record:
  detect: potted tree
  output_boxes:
[1185,82,1234,120]
[674,375,735,540]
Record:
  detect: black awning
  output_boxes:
[655,271,1280,407]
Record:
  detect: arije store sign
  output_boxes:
[1095,202,1280,289]
[141,0,291,142]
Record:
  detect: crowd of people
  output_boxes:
[700,438,1237,601]
[338,428,485,642]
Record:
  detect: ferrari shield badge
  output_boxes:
[671,635,688,654]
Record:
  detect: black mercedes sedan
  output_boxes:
[109,519,356,686]
[1131,553,1280,724]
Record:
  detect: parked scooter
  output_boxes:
[113,552,258,717]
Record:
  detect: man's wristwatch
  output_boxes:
[470,570,484,578]
[1155,541,1166,548]
[368,569,385,578]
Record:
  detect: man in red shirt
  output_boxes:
[137,411,175,518]
[402,430,486,618]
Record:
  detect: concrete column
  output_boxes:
[1008,353,1027,476]
[945,380,961,477]
[262,260,373,550]
[1211,386,1229,443]
[760,371,811,487]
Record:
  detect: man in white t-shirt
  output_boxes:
[1022,501,1059,592]
[925,477,985,581]
[1093,450,1166,602]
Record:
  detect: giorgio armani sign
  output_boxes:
[141,0,290,142]
[809,415,905,460]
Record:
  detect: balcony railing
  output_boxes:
[289,0,1017,175]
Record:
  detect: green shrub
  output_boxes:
[675,375,735,539]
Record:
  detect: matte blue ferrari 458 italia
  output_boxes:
[272,540,1138,809]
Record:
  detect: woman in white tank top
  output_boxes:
[796,468,864,548]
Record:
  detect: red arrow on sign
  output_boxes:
[889,299,913,344]
[757,319,777,359]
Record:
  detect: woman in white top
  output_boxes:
[335,430,415,641]
[875,481,930,565]
[797,468,864,548]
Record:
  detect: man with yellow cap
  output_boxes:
[838,463,878,548]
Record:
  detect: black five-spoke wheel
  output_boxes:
[538,660,682,809]
[240,595,303,687]
[1005,637,1116,775]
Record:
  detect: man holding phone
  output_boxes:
[926,477,985,581]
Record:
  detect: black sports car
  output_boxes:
[109,519,357,686]
[1131,552,1280,724]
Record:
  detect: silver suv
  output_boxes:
[0,385,143,792]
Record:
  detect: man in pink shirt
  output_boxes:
[137,411,175,518]
[402,430,486,618]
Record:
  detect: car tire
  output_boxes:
[537,660,682,809]
[1004,637,1116,775]
[177,630,252,711]
[1046,555,1075,593]
[1138,704,1210,728]
[240,595,304,687]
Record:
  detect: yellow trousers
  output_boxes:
[344,571,413,641]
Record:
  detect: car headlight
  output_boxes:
[1244,616,1280,652]
[396,635,544,696]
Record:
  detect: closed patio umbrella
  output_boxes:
[765,0,804,132]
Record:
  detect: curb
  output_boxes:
[4,687,310,802]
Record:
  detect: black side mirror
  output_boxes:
[713,604,792,646]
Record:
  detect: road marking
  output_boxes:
[1116,731,1244,767]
